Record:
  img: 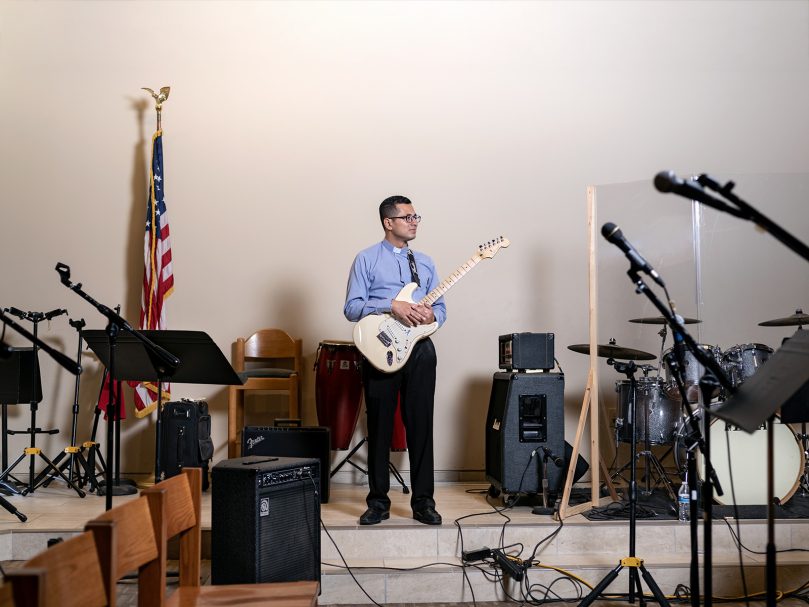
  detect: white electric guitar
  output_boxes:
[353,236,510,372]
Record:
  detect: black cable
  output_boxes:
[319,520,385,607]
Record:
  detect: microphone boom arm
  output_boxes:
[697,174,809,264]
[54,263,180,377]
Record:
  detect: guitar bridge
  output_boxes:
[376,332,392,347]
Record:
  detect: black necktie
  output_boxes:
[407,249,421,287]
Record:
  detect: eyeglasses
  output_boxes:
[389,214,422,224]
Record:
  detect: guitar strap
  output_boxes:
[406,248,421,287]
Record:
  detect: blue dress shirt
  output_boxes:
[344,240,447,326]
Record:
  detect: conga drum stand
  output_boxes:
[330,435,410,494]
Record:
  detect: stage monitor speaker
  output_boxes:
[211,456,320,586]
[242,425,331,503]
[485,372,565,496]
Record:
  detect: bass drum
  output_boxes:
[676,414,804,506]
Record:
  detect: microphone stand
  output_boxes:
[55,263,179,510]
[579,356,670,607]
[621,264,734,607]
[693,174,809,606]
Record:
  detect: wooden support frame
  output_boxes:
[558,186,618,519]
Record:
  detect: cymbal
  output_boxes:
[567,343,656,361]
[759,309,808,327]
[629,316,701,325]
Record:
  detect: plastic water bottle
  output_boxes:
[678,479,689,523]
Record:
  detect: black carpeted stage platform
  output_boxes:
[583,487,809,521]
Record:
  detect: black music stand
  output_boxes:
[713,329,809,606]
[0,348,42,495]
[84,330,241,483]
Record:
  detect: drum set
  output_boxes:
[569,308,809,508]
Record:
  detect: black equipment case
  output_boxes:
[159,399,214,490]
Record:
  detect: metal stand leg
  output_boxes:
[581,363,671,607]
[329,436,410,493]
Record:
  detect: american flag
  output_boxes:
[133,130,174,418]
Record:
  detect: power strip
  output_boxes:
[492,549,524,581]
[461,547,492,562]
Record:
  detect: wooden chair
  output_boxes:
[5,530,108,607]
[227,328,303,457]
[141,468,319,606]
[85,494,165,607]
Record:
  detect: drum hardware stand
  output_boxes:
[0,307,85,498]
[31,318,96,492]
[329,435,410,494]
[609,361,677,502]
[579,359,670,607]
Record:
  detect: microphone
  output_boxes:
[653,170,708,200]
[654,171,748,219]
[541,447,564,468]
[601,223,666,288]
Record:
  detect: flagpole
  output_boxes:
[140,86,173,486]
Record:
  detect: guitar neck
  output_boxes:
[420,253,484,306]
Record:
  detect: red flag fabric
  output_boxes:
[97,372,126,420]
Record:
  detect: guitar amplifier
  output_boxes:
[211,456,320,585]
[499,333,555,371]
[242,426,331,503]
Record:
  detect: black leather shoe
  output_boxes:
[413,506,442,525]
[359,508,390,525]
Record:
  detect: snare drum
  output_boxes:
[721,343,773,387]
[662,344,722,403]
[615,377,681,445]
[315,340,363,450]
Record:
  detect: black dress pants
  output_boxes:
[362,338,437,512]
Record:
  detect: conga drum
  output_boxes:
[315,340,363,450]
[391,394,407,452]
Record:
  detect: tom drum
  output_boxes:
[615,377,681,445]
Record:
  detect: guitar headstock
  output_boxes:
[477,236,510,259]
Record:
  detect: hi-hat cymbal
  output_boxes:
[629,316,701,325]
[567,342,656,360]
[759,309,808,327]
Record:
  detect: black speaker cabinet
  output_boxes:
[242,426,331,503]
[485,372,565,496]
[211,456,320,586]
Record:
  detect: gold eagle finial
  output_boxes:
[142,86,171,110]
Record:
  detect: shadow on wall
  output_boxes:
[453,374,496,471]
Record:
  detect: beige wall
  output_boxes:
[1,1,808,478]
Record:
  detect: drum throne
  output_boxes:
[227,328,302,458]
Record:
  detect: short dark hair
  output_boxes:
[379,195,412,225]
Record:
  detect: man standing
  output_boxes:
[344,195,446,525]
